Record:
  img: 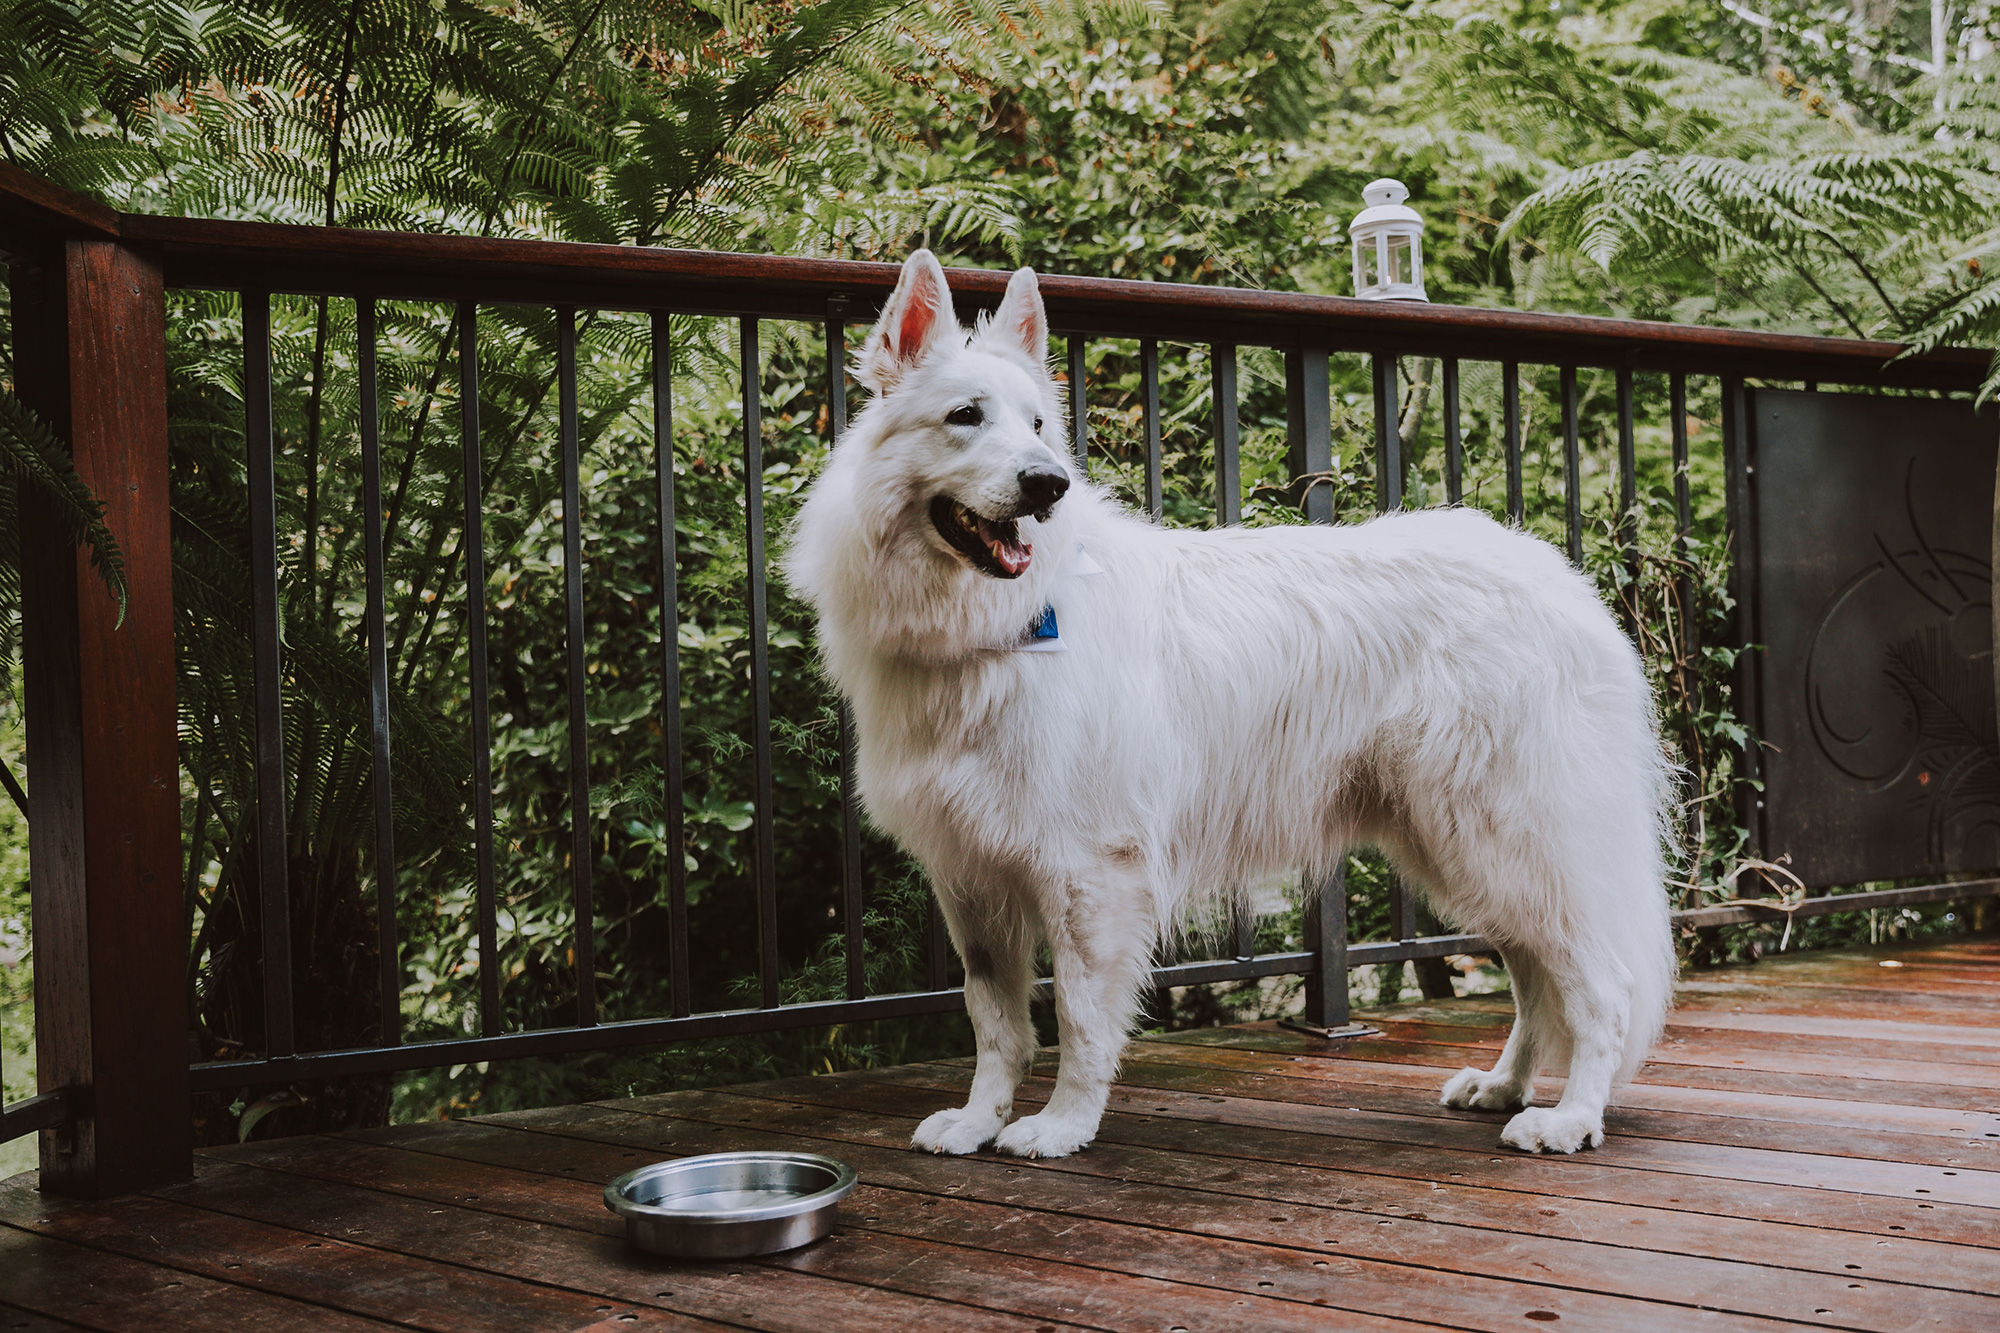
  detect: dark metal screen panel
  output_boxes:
[1749,388,2000,887]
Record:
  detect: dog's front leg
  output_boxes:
[912,893,1034,1155]
[993,879,1152,1159]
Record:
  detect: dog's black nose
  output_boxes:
[1017,465,1070,513]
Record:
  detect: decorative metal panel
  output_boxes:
[1750,388,2000,887]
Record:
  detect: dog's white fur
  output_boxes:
[785,251,1676,1157]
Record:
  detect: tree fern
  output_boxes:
[0,388,130,685]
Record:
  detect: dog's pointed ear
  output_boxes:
[985,266,1048,366]
[857,249,956,393]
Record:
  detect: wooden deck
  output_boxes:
[3,938,1997,1332]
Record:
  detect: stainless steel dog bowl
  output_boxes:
[604,1152,858,1259]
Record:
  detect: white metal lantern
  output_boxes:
[1349,178,1427,302]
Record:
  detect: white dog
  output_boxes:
[785,251,1676,1157]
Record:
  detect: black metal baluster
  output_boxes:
[827,316,866,1003]
[1141,338,1163,519]
[1372,352,1401,511]
[1617,366,1637,566]
[1503,361,1523,524]
[1300,863,1350,1030]
[243,291,294,1058]
[652,312,690,1019]
[740,318,781,1009]
[1671,373,1691,549]
[1067,336,1087,471]
[1232,899,1256,961]
[928,898,949,992]
[1443,358,1462,505]
[1669,371,1696,670]
[1212,344,1240,525]
[1282,342,1345,1017]
[460,303,501,1035]
[558,308,596,1027]
[1286,345,1333,524]
[1721,375,1763,872]
[358,297,400,1045]
[1561,365,1581,566]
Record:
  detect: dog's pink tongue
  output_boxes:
[977,518,1032,576]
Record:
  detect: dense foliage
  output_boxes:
[2,0,1990,1140]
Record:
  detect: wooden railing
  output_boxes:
[3,160,1995,1198]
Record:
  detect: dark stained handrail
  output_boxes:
[123,212,1986,387]
[0,165,1986,387]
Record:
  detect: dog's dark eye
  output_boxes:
[1033,415,1044,433]
[947,404,983,427]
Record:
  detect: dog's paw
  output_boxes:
[1440,1066,1532,1112]
[911,1106,1005,1155]
[1499,1106,1603,1154]
[992,1111,1096,1159]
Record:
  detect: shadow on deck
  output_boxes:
[4,937,1997,1331]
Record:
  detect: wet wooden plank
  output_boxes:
[1286,1012,2000,1070]
[708,1070,2000,1249]
[592,1087,2000,1292]
[1667,983,1986,1020]
[0,1304,92,1332]
[1676,953,2000,994]
[536,1088,2000,1288]
[164,1152,1069,1333]
[456,1098,2000,1328]
[1122,1040,1999,1139]
[1243,1028,2000,1092]
[1109,1042,2000,1155]
[0,1225,401,1332]
[363,1112,1865,1333]
[186,1141,1429,1333]
[0,1175,666,1333]
[1656,1010,2000,1051]
[180,1152,1095,1333]
[1073,1070,2000,1204]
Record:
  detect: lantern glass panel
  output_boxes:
[1388,233,1413,285]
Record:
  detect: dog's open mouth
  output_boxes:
[929,496,1032,578]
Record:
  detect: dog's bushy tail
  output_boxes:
[1613,745,1680,1086]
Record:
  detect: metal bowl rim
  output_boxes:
[603,1151,858,1227]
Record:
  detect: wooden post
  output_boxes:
[15,239,188,1197]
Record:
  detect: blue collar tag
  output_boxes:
[1016,603,1065,653]
[1011,545,1100,653]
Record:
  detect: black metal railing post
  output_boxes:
[1300,864,1351,1030]
[1616,366,1637,565]
[357,296,401,1045]
[1373,353,1401,511]
[1442,358,1462,505]
[557,308,597,1026]
[1067,335,1088,471]
[739,317,781,1008]
[1141,339,1163,520]
[652,311,691,1018]
[1560,365,1582,565]
[1286,345,1334,525]
[459,303,502,1034]
[244,291,295,1060]
[1503,362,1523,524]
[1721,374,1764,875]
[1212,344,1241,525]
[826,314,868,1003]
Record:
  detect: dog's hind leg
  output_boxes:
[993,869,1153,1159]
[1439,948,1544,1112]
[912,890,1035,1155]
[1497,939,1631,1153]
